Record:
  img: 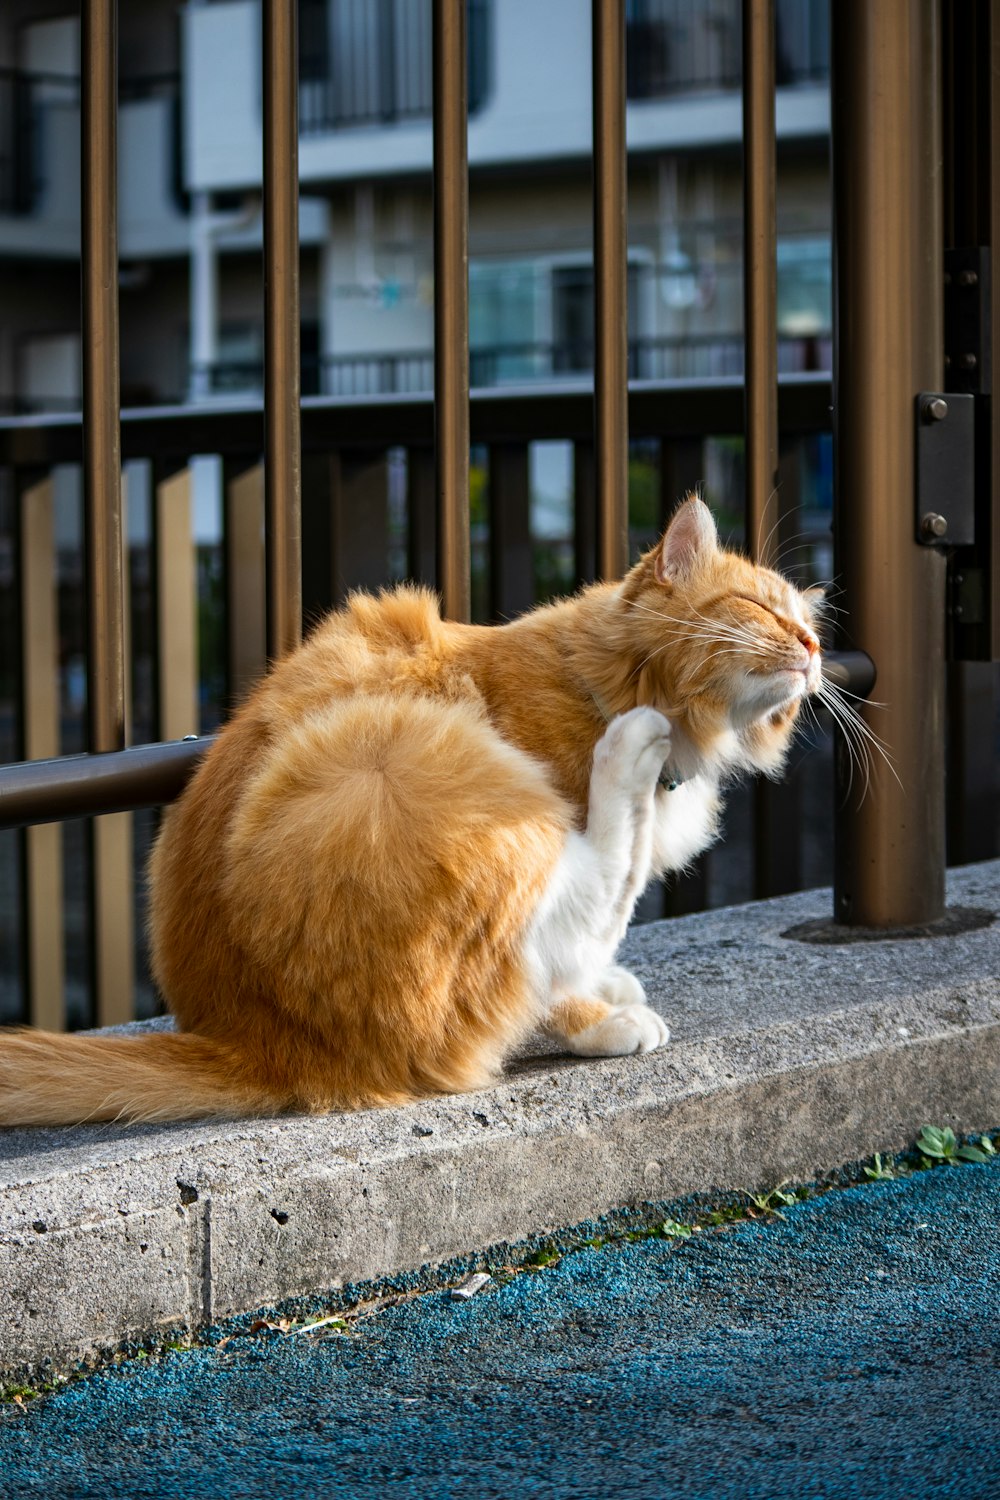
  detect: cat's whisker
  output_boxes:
[818,687,867,799]
[755,503,784,569]
[807,695,863,803]
[820,678,888,709]
[816,680,903,798]
[771,531,826,567]
[818,682,896,757]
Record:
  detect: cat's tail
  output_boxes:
[0,1028,280,1127]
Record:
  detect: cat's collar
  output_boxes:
[586,689,684,792]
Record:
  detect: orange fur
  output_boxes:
[543,997,612,1038]
[0,497,822,1126]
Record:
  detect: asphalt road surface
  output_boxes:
[1,1156,998,1499]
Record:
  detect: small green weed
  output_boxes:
[525,1245,561,1269]
[744,1184,798,1219]
[863,1153,902,1182]
[1,1385,40,1405]
[703,1203,751,1228]
[658,1218,694,1240]
[916,1125,997,1167]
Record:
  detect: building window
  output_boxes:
[298,0,489,134]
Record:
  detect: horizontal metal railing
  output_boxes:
[0,376,832,468]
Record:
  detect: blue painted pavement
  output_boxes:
[1,1158,998,1499]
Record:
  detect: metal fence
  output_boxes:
[0,0,996,1032]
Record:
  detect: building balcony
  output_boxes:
[298,0,490,134]
[625,0,828,101]
[198,330,831,403]
[0,67,190,260]
[184,0,829,194]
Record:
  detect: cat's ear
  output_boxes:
[654,496,718,585]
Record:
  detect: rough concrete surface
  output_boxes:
[1,861,998,1381]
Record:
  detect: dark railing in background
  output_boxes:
[200,332,832,400]
[625,0,828,99]
[299,0,490,131]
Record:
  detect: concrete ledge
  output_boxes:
[2,861,998,1381]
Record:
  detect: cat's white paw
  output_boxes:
[593,707,672,796]
[565,1003,670,1058]
[596,964,648,1009]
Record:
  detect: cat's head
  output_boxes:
[619,495,825,775]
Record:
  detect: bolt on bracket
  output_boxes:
[914,392,975,547]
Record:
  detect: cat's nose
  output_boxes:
[797,630,819,657]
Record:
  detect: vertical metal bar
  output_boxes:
[81,0,133,1027]
[432,0,471,621]
[91,812,134,1027]
[224,459,267,702]
[329,450,390,599]
[407,447,438,589]
[947,663,999,864]
[991,0,1000,664]
[300,451,340,624]
[742,1,788,900]
[941,2,998,866]
[18,473,65,1031]
[81,0,125,754]
[742,0,780,563]
[832,0,946,926]
[262,0,302,660]
[658,438,703,529]
[592,0,629,580]
[489,444,533,620]
[92,472,135,1030]
[152,463,199,739]
[573,440,597,587]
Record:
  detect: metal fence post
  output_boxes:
[592,0,629,581]
[831,0,947,926]
[262,0,302,661]
[432,0,471,622]
[81,0,125,754]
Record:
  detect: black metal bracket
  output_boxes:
[914,392,975,547]
[945,247,990,396]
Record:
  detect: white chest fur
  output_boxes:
[650,776,721,877]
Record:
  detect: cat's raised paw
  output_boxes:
[593,706,672,795]
[565,1003,670,1059]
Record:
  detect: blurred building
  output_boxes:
[0,0,830,414]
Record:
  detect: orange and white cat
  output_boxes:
[0,497,823,1125]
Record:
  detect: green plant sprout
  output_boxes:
[863,1153,899,1181]
[916,1125,996,1166]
